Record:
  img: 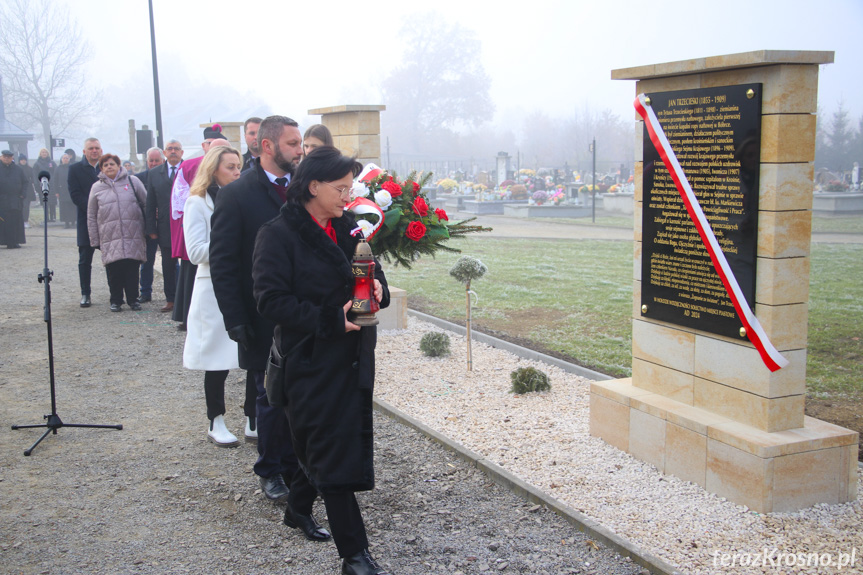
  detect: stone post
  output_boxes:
[307,105,386,166]
[589,50,858,513]
[307,104,405,329]
[128,119,137,164]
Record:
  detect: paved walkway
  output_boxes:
[455,212,863,244]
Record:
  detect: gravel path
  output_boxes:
[0,225,646,575]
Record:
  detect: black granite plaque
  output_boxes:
[641,84,762,338]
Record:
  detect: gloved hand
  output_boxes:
[227,324,255,351]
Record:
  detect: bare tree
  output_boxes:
[0,0,95,153]
[382,12,494,155]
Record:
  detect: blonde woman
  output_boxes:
[182,146,243,446]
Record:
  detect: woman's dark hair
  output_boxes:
[98,153,122,168]
[286,146,361,205]
[303,124,334,147]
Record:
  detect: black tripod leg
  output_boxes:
[63,423,124,430]
[23,426,54,456]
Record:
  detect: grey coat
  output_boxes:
[87,167,148,265]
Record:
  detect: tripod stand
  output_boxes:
[11,175,122,456]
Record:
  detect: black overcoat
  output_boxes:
[210,160,284,370]
[68,159,100,246]
[0,162,27,211]
[144,161,179,250]
[252,201,390,493]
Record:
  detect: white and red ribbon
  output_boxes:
[358,163,384,182]
[635,93,788,372]
[345,197,384,240]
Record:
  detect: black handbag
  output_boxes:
[265,326,311,408]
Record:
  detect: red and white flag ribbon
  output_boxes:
[345,197,385,240]
[358,163,384,182]
[634,93,788,372]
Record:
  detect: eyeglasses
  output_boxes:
[165,146,182,152]
[322,181,353,198]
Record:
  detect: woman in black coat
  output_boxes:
[252,146,392,575]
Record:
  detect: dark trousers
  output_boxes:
[244,370,257,418]
[105,258,140,306]
[251,370,299,478]
[140,237,158,297]
[283,439,368,558]
[204,370,229,421]
[321,491,369,558]
[172,259,196,324]
[78,245,95,296]
[159,245,177,302]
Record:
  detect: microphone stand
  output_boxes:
[11,176,123,456]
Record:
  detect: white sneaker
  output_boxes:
[207,415,239,447]
[244,416,258,444]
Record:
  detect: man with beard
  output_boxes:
[241,117,262,173]
[209,116,317,517]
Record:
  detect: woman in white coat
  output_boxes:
[183,146,243,447]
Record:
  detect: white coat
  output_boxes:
[182,191,239,371]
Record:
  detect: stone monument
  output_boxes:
[590,50,858,513]
[308,105,386,167]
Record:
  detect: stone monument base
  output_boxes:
[377,287,407,330]
[590,379,858,513]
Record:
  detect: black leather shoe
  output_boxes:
[138,294,152,303]
[80,295,91,308]
[283,502,331,541]
[342,550,391,575]
[129,302,142,311]
[259,474,289,502]
[110,303,122,312]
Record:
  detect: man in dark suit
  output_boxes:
[67,138,103,307]
[145,139,183,311]
[210,116,306,504]
[241,117,262,172]
[136,147,164,303]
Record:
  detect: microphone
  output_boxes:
[38,171,51,195]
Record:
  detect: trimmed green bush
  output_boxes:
[509,367,551,394]
[420,332,451,357]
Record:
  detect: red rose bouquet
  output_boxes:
[350,167,490,268]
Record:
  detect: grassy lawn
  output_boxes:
[811,215,863,234]
[537,215,634,228]
[807,243,863,396]
[387,237,635,377]
[385,237,862,397]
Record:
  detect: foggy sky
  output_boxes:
[37,0,863,154]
